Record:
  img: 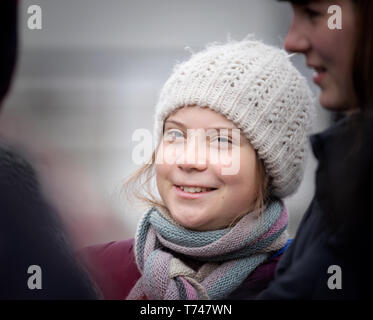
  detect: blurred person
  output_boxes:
[82,38,314,300]
[258,0,373,299]
[0,0,98,299]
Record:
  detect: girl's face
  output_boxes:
[284,0,356,110]
[155,106,260,231]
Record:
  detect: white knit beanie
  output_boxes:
[153,39,315,198]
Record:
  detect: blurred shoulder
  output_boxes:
[80,239,140,299]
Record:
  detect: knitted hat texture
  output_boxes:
[153,39,314,198]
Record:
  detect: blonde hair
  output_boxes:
[122,143,270,228]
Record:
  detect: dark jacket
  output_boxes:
[81,238,291,300]
[0,143,98,299]
[258,115,372,299]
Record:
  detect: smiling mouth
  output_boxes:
[175,185,217,193]
[312,66,327,85]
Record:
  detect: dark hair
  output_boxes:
[0,0,18,105]
[0,144,99,299]
[351,0,373,112]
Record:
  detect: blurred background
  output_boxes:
[1,0,331,247]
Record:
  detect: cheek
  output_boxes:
[219,151,258,194]
[155,163,169,190]
[239,153,259,196]
[219,168,258,214]
[314,37,337,64]
[310,24,342,64]
[317,28,353,70]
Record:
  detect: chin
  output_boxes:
[169,208,202,230]
[319,93,350,111]
[177,219,205,231]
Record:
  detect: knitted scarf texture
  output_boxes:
[127,199,288,300]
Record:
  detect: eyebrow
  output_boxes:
[164,119,236,131]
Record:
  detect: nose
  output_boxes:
[177,137,208,172]
[283,15,310,54]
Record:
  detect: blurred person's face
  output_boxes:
[284,0,356,110]
[155,106,260,231]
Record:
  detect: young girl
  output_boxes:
[82,39,314,300]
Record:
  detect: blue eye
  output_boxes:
[164,129,184,142]
[217,136,231,144]
[210,136,232,149]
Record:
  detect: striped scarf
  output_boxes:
[127,199,288,300]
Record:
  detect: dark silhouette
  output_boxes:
[0,0,98,299]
